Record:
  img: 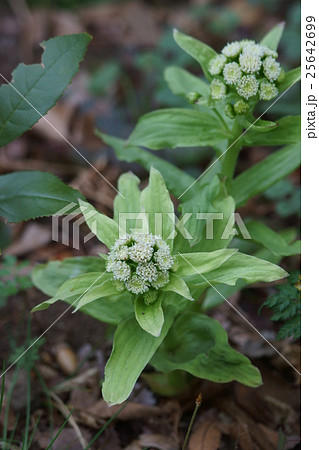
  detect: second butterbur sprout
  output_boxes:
[106,233,174,300]
[207,39,284,115]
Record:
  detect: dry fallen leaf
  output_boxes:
[188,420,222,450]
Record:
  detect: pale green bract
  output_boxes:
[32,167,288,406]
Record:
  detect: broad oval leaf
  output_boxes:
[102,305,176,405]
[232,143,301,206]
[176,249,237,277]
[259,22,285,50]
[140,167,175,249]
[134,296,164,337]
[189,252,287,287]
[277,67,301,93]
[164,66,210,98]
[173,29,217,80]
[32,271,111,312]
[32,257,132,324]
[0,171,84,223]
[95,132,195,198]
[128,108,230,150]
[151,312,262,387]
[162,273,194,301]
[73,280,121,312]
[243,116,300,146]
[245,221,301,257]
[0,33,91,147]
[79,199,119,249]
[113,172,141,229]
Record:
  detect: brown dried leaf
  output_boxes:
[188,420,221,450]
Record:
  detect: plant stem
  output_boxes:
[221,121,244,184]
[182,393,202,450]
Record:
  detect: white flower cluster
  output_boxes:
[106,233,174,296]
[208,39,282,108]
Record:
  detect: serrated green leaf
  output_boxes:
[243,116,300,146]
[0,171,85,223]
[102,305,176,405]
[164,66,210,98]
[176,249,237,277]
[173,29,217,80]
[128,108,230,150]
[188,252,287,287]
[95,132,195,198]
[162,273,193,301]
[79,199,118,249]
[0,33,91,147]
[140,167,175,249]
[259,22,285,50]
[233,143,301,207]
[151,312,262,387]
[245,221,301,257]
[134,296,164,337]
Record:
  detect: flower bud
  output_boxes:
[210,79,227,100]
[236,75,259,99]
[208,54,227,75]
[187,92,201,104]
[259,80,278,101]
[234,99,250,115]
[225,103,236,119]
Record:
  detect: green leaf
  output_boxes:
[189,252,287,287]
[73,280,120,312]
[245,221,301,257]
[32,257,132,324]
[95,132,195,198]
[134,296,164,337]
[232,143,301,206]
[128,108,230,150]
[113,172,141,225]
[140,167,175,249]
[32,271,110,311]
[79,199,118,249]
[277,67,301,93]
[243,116,300,146]
[0,171,84,223]
[162,273,194,301]
[164,66,210,98]
[0,33,91,147]
[32,257,106,296]
[259,22,285,50]
[102,305,176,405]
[151,312,262,387]
[173,29,217,80]
[176,249,237,277]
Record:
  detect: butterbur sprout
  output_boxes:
[205,39,282,112]
[210,78,227,99]
[106,233,174,296]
